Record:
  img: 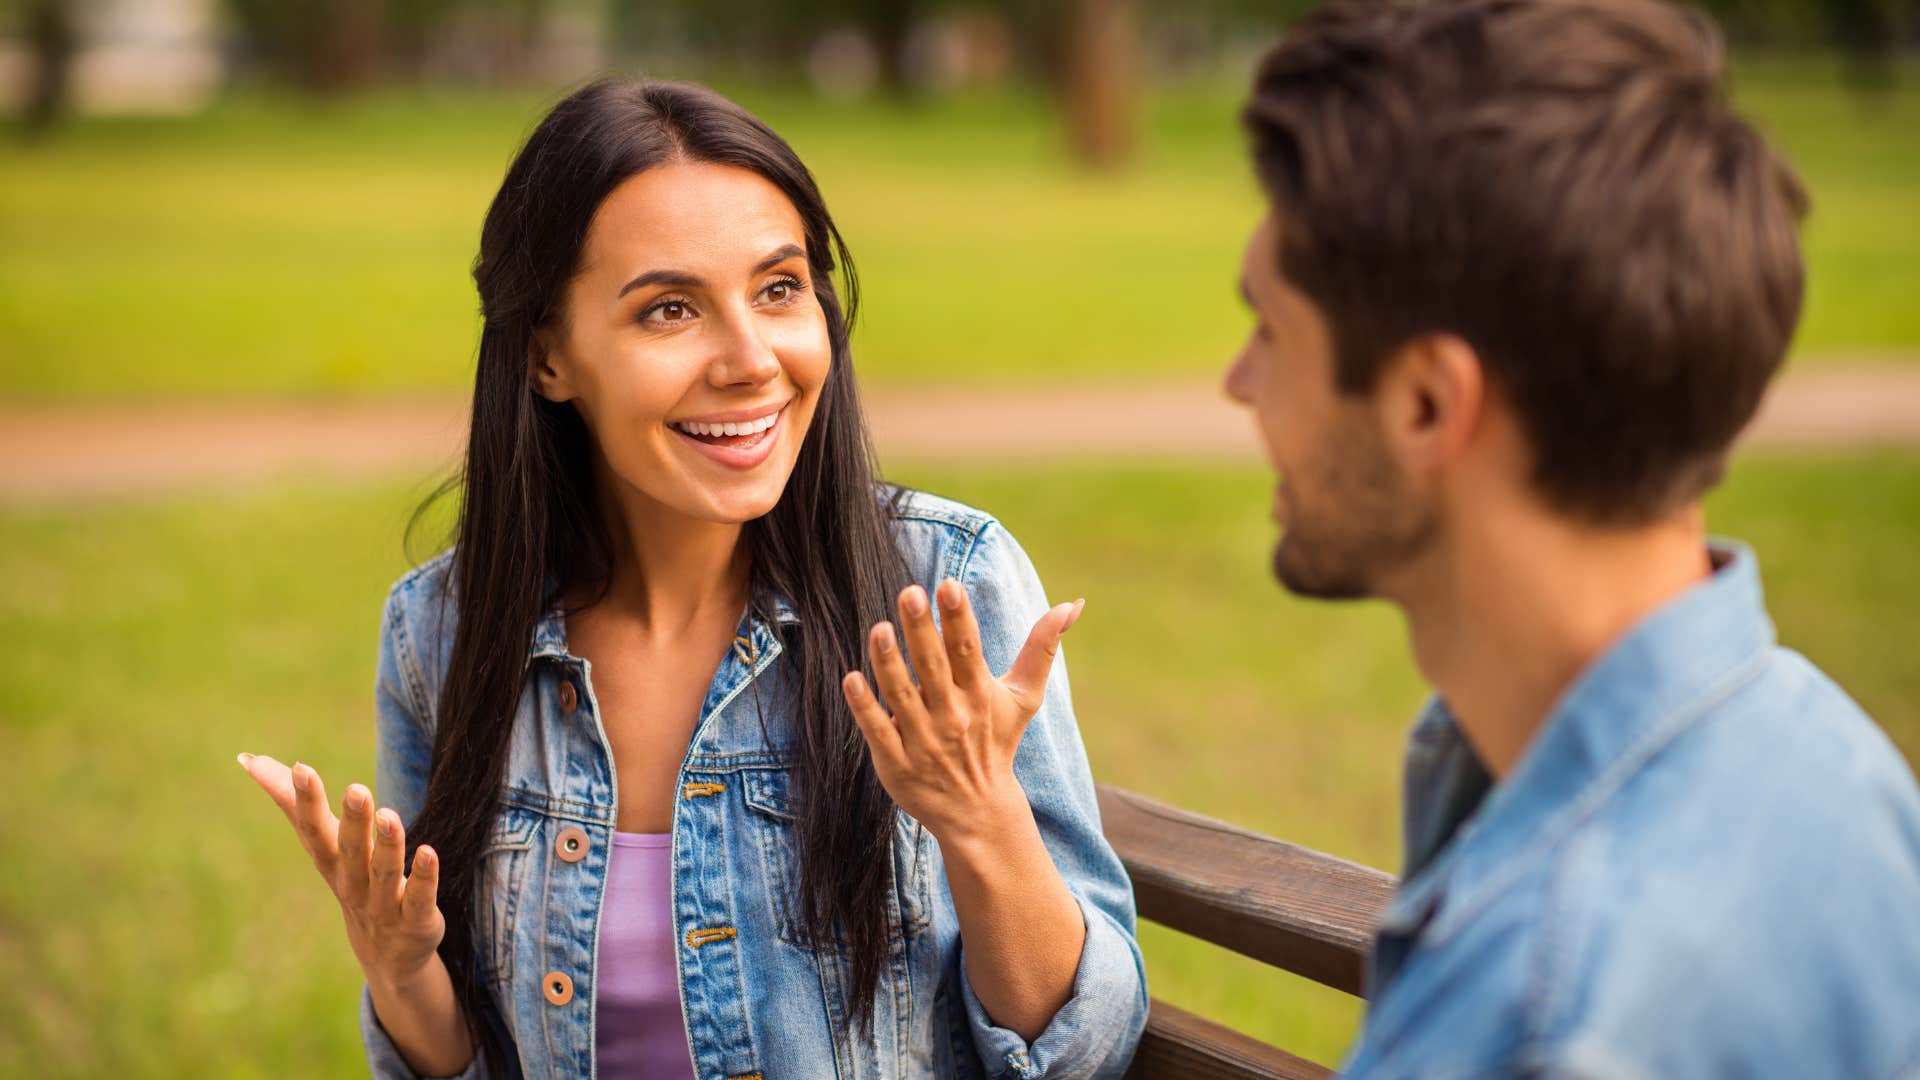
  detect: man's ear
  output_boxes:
[1376,332,1485,475]
[529,326,575,403]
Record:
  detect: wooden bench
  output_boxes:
[1098,784,1397,1079]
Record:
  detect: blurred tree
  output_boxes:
[1060,0,1137,168]
[19,0,74,134]
[862,0,919,90]
[228,0,391,92]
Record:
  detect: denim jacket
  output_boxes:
[359,489,1149,1080]
[1343,544,1920,1079]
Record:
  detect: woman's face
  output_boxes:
[532,160,831,526]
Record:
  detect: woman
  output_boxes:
[238,80,1147,1079]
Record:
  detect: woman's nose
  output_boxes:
[708,312,782,388]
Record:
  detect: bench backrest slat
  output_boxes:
[1096,784,1397,997]
[1126,998,1335,1080]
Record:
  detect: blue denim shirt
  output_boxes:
[358,489,1149,1079]
[1342,544,1920,1079]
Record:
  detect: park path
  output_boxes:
[3,364,1920,503]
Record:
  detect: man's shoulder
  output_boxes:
[1521,655,1920,1076]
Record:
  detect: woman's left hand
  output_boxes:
[842,580,1084,843]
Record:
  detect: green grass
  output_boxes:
[1,55,1917,399]
[2,452,1916,1074]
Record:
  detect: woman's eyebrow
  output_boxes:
[617,244,806,299]
[618,268,702,297]
[753,243,806,274]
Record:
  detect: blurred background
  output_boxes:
[1,0,1917,1074]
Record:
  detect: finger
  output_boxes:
[896,585,954,707]
[238,752,300,822]
[401,844,441,926]
[336,782,376,907]
[933,579,993,690]
[867,620,931,737]
[841,672,906,770]
[1003,599,1085,710]
[291,761,342,872]
[370,806,407,914]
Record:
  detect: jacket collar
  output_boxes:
[1379,542,1776,945]
[526,589,802,663]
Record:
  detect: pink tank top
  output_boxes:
[594,831,696,1079]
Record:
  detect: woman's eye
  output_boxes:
[762,277,805,304]
[643,299,693,324]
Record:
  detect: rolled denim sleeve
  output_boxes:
[361,985,488,1080]
[953,524,1150,1080]
[359,580,494,1080]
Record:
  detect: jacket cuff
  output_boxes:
[359,984,486,1080]
[960,892,1150,1080]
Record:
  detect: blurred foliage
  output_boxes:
[2,57,1916,399]
[203,0,1920,91]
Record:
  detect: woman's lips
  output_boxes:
[671,404,785,470]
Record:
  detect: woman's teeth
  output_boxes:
[675,412,779,438]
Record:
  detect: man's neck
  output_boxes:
[1392,504,1713,780]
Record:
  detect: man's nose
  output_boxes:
[1224,345,1258,405]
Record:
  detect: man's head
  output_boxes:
[1227,0,1807,598]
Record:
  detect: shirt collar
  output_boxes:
[1380,541,1777,942]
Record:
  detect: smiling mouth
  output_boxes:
[669,403,786,453]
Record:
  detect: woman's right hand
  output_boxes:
[238,752,446,990]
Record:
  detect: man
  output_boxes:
[1225,1,1920,1075]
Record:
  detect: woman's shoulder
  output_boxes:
[383,548,458,622]
[378,550,459,703]
[887,485,998,538]
[885,485,1041,593]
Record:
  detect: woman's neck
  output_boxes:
[587,472,752,636]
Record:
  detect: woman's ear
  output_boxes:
[529,326,575,403]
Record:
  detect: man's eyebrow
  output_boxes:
[617,244,807,299]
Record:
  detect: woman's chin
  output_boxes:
[685,485,787,526]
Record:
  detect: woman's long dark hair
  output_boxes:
[407,80,908,1071]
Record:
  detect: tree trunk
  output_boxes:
[1061,0,1136,169]
[21,0,76,136]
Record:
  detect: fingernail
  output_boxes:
[292,763,309,791]
[902,587,927,616]
[843,673,866,698]
[1065,599,1086,631]
[377,810,395,834]
[874,625,894,652]
[236,752,253,769]
[346,786,369,812]
[938,580,962,610]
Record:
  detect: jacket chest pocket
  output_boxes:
[475,806,540,987]
[739,766,932,954]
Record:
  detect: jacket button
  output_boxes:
[558,680,578,714]
[542,970,574,1006]
[554,825,589,863]
[732,635,757,665]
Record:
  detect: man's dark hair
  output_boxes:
[1244,0,1809,523]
